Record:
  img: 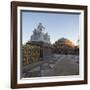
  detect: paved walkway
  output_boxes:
[41,55,79,76]
[22,54,79,77]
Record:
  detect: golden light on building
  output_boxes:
[22,43,41,66]
[53,38,79,54]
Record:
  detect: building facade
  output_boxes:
[22,44,41,66]
[22,23,52,66]
[53,38,79,55]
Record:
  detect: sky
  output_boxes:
[21,11,80,45]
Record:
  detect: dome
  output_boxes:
[56,37,75,47]
[53,38,76,54]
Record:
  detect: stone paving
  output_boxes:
[22,54,79,78]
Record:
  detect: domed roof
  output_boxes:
[55,37,75,47]
[58,37,68,42]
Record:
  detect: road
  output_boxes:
[41,54,79,76]
[22,54,79,77]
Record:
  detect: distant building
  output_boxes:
[74,46,79,55]
[31,23,50,44]
[53,38,79,55]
